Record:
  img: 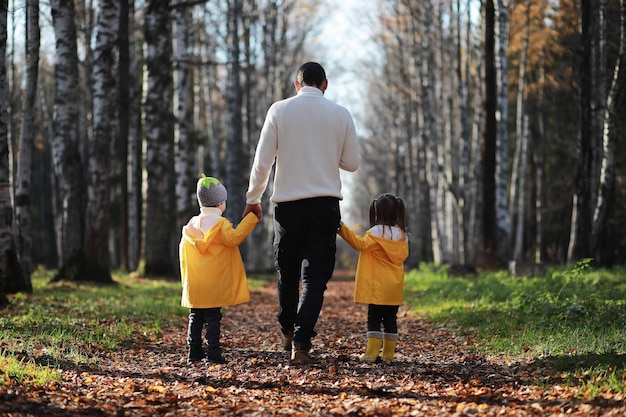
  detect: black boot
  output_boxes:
[187,344,205,363]
[207,346,226,364]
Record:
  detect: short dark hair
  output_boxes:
[297,62,326,88]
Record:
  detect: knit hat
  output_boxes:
[196,174,227,207]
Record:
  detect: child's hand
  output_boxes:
[243,203,262,220]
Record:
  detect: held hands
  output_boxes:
[243,203,262,220]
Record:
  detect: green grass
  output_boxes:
[404,260,626,395]
[0,268,271,386]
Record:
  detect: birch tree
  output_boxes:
[591,0,626,262]
[533,61,546,263]
[0,1,21,305]
[224,0,247,224]
[454,0,472,265]
[172,1,195,233]
[84,0,119,283]
[568,0,594,262]
[127,0,143,272]
[144,0,175,276]
[50,0,87,280]
[482,0,498,269]
[510,0,531,262]
[421,2,444,264]
[494,0,511,267]
[117,0,130,270]
[14,0,39,292]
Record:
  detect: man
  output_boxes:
[243,62,360,363]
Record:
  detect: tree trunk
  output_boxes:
[8,6,17,210]
[421,2,442,264]
[568,0,594,262]
[0,1,20,305]
[173,2,195,233]
[482,0,498,269]
[127,0,142,272]
[117,0,130,271]
[224,0,247,225]
[533,60,546,263]
[468,1,484,266]
[75,0,95,169]
[494,0,511,268]
[591,0,626,263]
[84,0,118,283]
[456,0,471,266]
[512,0,531,262]
[50,0,87,281]
[143,0,175,277]
[14,0,39,292]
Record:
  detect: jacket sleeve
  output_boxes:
[338,224,377,252]
[219,212,260,246]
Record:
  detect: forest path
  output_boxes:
[3,272,624,416]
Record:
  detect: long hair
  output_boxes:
[368,193,407,234]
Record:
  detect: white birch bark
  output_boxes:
[84,0,119,282]
[512,0,530,261]
[224,0,247,224]
[421,2,442,264]
[117,0,130,270]
[144,0,175,276]
[568,0,594,261]
[495,0,511,266]
[127,0,142,272]
[467,0,484,266]
[0,1,21,303]
[591,0,626,259]
[14,0,39,291]
[50,0,86,274]
[455,0,471,265]
[534,60,546,263]
[173,2,194,232]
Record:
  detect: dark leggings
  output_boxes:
[187,307,222,348]
[367,304,399,333]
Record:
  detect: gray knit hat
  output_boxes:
[196,174,227,207]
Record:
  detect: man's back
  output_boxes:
[261,86,359,203]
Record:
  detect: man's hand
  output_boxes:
[243,203,262,220]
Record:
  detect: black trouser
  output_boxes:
[367,304,399,333]
[273,197,340,348]
[187,307,222,348]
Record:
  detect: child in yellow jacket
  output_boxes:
[180,175,260,364]
[338,193,409,362]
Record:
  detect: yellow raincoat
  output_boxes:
[338,224,409,306]
[180,212,259,309]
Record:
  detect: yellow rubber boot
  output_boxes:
[381,333,398,361]
[359,331,383,363]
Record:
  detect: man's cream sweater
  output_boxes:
[246,86,360,204]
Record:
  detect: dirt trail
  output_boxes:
[2,274,625,416]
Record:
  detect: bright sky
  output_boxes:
[313,0,380,220]
[314,0,379,127]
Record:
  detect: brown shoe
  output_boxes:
[281,330,293,352]
[290,342,312,364]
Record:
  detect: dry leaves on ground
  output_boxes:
[1,273,625,416]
